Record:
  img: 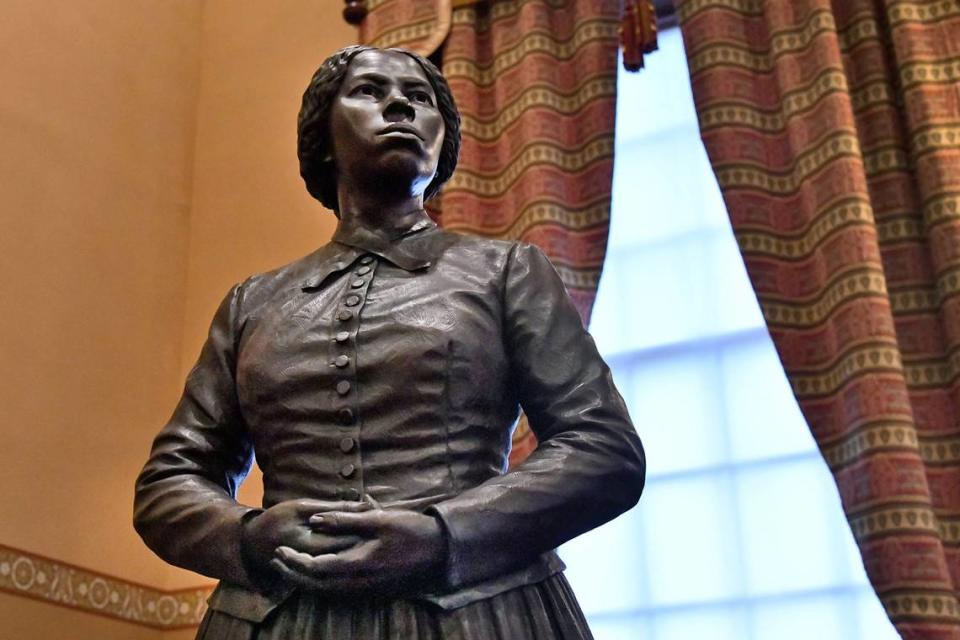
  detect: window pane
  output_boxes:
[608,136,730,249]
[720,336,818,462]
[563,507,649,613]
[640,473,743,606]
[596,230,763,352]
[589,615,654,640]
[615,29,701,141]
[856,589,902,640]
[750,592,858,640]
[615,349,728,476]
[653,604,749,640]
[735,457,858,595]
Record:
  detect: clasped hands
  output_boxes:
[242,499,446,595]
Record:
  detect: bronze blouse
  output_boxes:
[134,222,645,620]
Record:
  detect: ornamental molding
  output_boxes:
[0,543,213,630]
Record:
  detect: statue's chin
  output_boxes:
[373,151,436,197]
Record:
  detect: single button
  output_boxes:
[337,309,353,322]
[340,463,356,478]
[351,279,365,289]
[339,436,356,453]
[356,265,372,276]
[340,487,361,501]
[338,408,355,424]
[360,256,374,265]
[334,355,350,368]
[335,331,350,343]
[345,294,362,307]
[336,380,351,395]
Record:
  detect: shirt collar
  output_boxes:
[300,219,445,290]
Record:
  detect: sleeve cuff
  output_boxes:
[423,502,465,589]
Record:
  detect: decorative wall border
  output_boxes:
[0,544,213,630]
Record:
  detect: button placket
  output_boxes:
[329,254,377,501]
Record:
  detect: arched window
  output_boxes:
[560,28,900,640]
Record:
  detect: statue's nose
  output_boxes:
[384,94,415,122]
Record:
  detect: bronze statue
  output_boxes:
[134,45,645,639]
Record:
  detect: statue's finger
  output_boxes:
[293,499,372,514]
[275,546,346,577]
[268,557,322,589]
[298,534,362,556]
[308,511,382,534]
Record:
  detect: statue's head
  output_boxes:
[297,45,461,215]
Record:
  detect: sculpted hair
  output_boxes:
[297,45,461,214]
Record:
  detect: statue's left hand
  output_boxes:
[269,508,446,595]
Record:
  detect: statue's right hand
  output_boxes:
[241,499,371,585]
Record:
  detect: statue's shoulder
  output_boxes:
[434,230,560,280]
[431,227,519,267]
[234,244,340,306]
[435,227,515,249]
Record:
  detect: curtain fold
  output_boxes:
[359,0,452,57]
[361,0,621,464]
[676,1,960,636]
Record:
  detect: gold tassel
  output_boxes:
[343,0,367,25]
[620,0,658,71]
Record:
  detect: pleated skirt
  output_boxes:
[195,573,593,640]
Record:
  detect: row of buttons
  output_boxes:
[329,254,376,500]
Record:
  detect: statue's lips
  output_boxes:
[378,125,424,140]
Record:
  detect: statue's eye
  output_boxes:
[409,91,434,106]
[355,84,381,98]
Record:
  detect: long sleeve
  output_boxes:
[133,283,259,588]
[428,243,646,589]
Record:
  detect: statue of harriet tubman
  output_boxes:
[135,45,645,639]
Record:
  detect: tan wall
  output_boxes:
[0,0,203,588]
[0,591,204,640]
[0,592,164,640]
[0,0,356,633]
[181,0,349,364]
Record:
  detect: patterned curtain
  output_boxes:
[361,0,621,464]
[676,1,960,636]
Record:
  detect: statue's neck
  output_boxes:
[335,190,431,241]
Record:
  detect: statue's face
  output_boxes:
[329,49,445,195]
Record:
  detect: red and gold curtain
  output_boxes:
[677,1,960,636]
[360,0,622,463]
